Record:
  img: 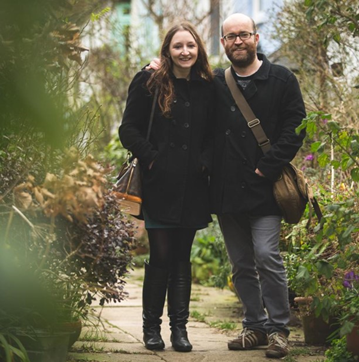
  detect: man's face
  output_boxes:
[221,18,259,69]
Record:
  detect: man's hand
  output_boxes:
[255,168,265,177]
[145,57,161,71]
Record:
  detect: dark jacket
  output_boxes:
[210,53,306,216]
[119,69,215,227]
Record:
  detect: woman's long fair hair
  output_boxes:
[147,21,213,117]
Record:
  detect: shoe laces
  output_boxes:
[240,328,255,345]
[268,332,287,348]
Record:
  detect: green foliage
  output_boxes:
[0,332,30,362]
[190,310,207,323]
[0,0,101,148]
[284,107,359,332]
[0,1,137,358]
[209,321,238,331]
[298,112,359,180]
[325,336,358,362]
[101,136,129,180]
[191,217,231,288]
[91,7,111,22]
[304,0,359,39]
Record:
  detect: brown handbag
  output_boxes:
[224,68,322,225]
[113,88,158,216]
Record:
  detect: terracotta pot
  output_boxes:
[294,297,338,345]
[59,319,82,349]
[346,323,359,356]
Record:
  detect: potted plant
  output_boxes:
[283,224,342,345]
[338,271,359,356]
[0,147,137,361]
[284,208,359,347]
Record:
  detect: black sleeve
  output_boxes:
[119,70,158,168]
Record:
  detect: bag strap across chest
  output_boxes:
[224,67,322,225]
[224,67,271,153]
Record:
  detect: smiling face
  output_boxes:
[221,14,259,69]
[169,30,198,78]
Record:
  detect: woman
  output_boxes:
[119,22,214,352]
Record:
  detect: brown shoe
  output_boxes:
[265,332,289,358]
[228,328,268,350]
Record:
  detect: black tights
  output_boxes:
[147,228,197,269]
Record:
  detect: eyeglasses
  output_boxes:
[223,32,256,42]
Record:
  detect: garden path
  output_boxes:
[67,268,326,362]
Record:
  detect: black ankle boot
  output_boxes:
[168,262,193,352]
[142,261,168,350]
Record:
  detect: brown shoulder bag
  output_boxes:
[224,67,322,225]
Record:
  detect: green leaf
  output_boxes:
[342,225,355,239]
[318,153,329,167]
[311,141,322,152]
[91,7,110,22]
[0,334,11,361]
[296,265,311,280]
[340,320,355,337]
[351,139,359,154]
[316,260,334,278]
[333,33,341,44]
[327,121,341,133]
[351,168,359,182]
[306,121,317,138]
[330,160,340,169]
[296,122,307,134]
[328,16,337,24]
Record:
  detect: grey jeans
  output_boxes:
[218,213,290,336]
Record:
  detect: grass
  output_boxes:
[190,310,208,323]
[190,294,201,302]
[209,320,238,331]
[71,344,105,353]
[283,346,326,362]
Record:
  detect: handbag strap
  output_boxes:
[224,67,271,153]
[146,87,159,141]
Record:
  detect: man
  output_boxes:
[146,13,306,359]
[210,13,305,358]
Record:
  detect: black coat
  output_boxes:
[119,70,215,227]
[210,54,306,216]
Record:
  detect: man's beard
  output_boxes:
[226,45,256,68]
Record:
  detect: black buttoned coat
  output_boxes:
[119,70,215,227]
[210,54,306,216]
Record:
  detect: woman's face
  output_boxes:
[169,30,198,75]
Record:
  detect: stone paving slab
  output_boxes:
[67,268,326,362]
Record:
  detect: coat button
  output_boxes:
[170,142,175,148]
[173,99,177,103]
[185,101,190,107]
[225,129,231,135]
[241,131,246,138]
[241,182,246,188]
[230,106,236,112]
[172,119,177,125]
[182,144,188,150]
[184,123,189,128]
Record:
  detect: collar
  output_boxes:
[230,53,270,81]
[170,67,204,82]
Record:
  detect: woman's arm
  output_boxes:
[119,71,158,169]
